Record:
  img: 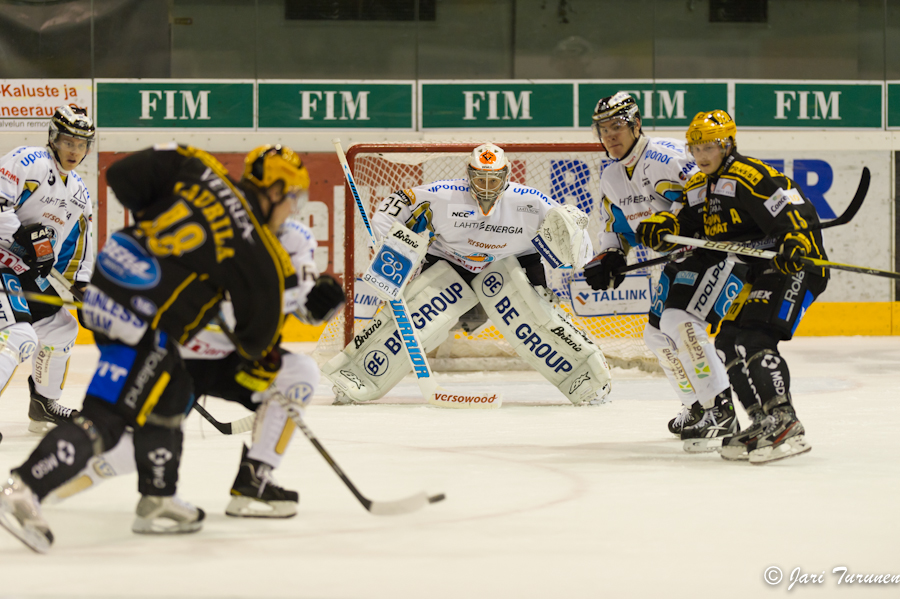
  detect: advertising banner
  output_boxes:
[0,79,93,131]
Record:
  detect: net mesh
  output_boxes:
[313,142,662,373]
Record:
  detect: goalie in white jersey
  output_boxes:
[46,198,346,519]
[582,93,746,451]
[0,105,95,439]
[323,143,612,406]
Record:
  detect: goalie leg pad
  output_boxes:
[30,310,79,399]
[659,309,730,408]
[322,261,479,402]
[248,353,318,468]
[643,322,697,406]
[472,257,611,405]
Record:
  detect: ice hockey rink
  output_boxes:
[0,337,898,599]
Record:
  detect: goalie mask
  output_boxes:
[242,144,310,217]
[48,104,95,167]
[467,143,510,216]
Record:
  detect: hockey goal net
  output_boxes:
[313,142,662,372]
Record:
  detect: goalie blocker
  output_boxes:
[322,256,610,406]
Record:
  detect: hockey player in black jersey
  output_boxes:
[636,109,827,464]
[0,143,307,552]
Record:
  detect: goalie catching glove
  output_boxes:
[235,347,282,392]
[635,211,679,253]
[584,248,627,291]
[13,223,55,278]
[772,232,812,275]
[296,274,346,325]
[532,204,593,269]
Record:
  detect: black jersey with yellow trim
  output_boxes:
[97,145,296,360]
[677,151,828,277]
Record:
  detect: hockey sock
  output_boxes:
[134,424,183,496]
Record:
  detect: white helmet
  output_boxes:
[467,143,510,215]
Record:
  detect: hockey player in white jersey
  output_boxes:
[323,143,611,406]
[582,93,745,451]
[0,104,95,439]
[44,160,345,519]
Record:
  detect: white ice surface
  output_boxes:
[0,337,899,599]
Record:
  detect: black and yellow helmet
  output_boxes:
[685,110,737,148]
[242,144,310,193]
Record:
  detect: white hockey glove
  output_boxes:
[532,205,593,269]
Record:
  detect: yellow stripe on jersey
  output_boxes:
[62,215,88,283]
[152,273,198,330]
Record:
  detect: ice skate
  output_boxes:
[132,495,205,534]
[0,473,53,553]
[668,402,704,437]
[681,393,739,453]
[226,445,298,518]
[719,405,767,461]
[28,376,79,434]
[748,406,811,464]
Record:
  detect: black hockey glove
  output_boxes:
[635,212,680,253]
[304,274,346,324]
[13,223,55,278]
[773,232,812,275]
[235,347,282,392]
[583,249,627,291]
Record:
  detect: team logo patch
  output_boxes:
[517,204,539,214]
[339,370,364,389]
[479,150,497,165]
[130,295,158,317]
[480,272,504,297]
[2,274,30,315]
[674,271,699,285]
[97,233,161,290]
[364,350,389,377]
[713,179,736,197]
[448,204,476,219]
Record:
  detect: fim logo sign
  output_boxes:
[300,91,370,121]
[139,90,211,120]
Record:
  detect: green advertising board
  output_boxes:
[258,81,414,129]
[577,82,728,129]
[421,81,575,129]
[888,82,900,129]
[734,81,883,128]
[95,80,254,128]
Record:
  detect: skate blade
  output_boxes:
[27,420,55,434]
[683,437,723,453]
[0,507,53,553]
[225,496,297,519]
[132,511,205,535]
[749,436,812,465]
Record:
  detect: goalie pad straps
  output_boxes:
[248,353,318,469]
[322,261,479,402]
[472,256,611,405]
[532,204,593,269]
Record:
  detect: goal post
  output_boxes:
[315,141,662,373]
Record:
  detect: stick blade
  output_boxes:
[367,491,432,516]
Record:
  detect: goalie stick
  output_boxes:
[616,166,871,276]
[333,138,498,408]
[663,234,900,280]
[211,316,445,515]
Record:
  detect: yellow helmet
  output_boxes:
[685,110,736,147]
[242,144,310,193]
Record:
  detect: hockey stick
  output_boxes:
[332,139,496,408]
[192,400,255,435]
[210,315,445,514]
[663,234,900,279]
[618,167,870,276]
